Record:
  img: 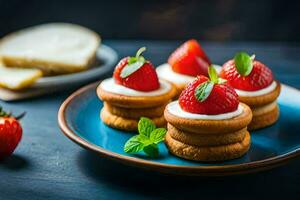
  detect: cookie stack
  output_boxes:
[220,53,281,130]
[239,82,281,130]
[164,73,253,162]
[97,47,176,131]
[98,79,176,131]
[164,102,252,161]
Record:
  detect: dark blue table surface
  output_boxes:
[0,40,300,200]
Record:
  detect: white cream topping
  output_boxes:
[167,101,243,120]
[156,63,194,84]
[100,78,172,97]
[235,81,277,97]
[156,63,221,85]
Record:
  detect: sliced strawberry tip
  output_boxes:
[168,39,211,77]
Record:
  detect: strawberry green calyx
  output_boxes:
[234,52,255,76]
[120,47,147,78]
[194,66,226,102]
[0,107,25,120]
[208,66,227,84]
[0,107,11,117]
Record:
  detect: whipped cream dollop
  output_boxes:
[167,101,243,120]
[156,63,221,85]
[100,78,172,97]
[235,81,277,97]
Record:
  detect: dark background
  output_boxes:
[0,0,300,42]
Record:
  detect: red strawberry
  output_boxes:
[220,53,273,91]
[179,67,239,115]
[0,107,23,160]
[113,47,159,91]
[168,39,211,76]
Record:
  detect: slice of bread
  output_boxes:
[0,23,101,75]
[0,66,42,90]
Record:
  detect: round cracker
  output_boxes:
[104,102,166,119]
[165,131,251,162]
[239,81,281,108]
[167,123,247,146]
[97,81,176,108]
[248,105,279,130]
[100,107,166,131]
[164,103,252,134]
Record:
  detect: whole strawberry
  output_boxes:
[113,47,159,91]
[220,52,273,91]
[0,107,23,160]
[168,39,211,76]
[179,66,239,115]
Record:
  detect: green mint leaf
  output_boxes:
[120,47,147,78]
[124,135,145,153]
[143,144,159,157]
[124,117,166,157]
[194,81,214,102]
[120,60,145,78]
[138,117,156,137]
[208,66,218,83]
[217,78,227,84]
[149,128,167,144]
[234,52,253,76]
[138,134,153,146]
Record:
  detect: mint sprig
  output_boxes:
[120,47,147,78]
[124,117,167,157]
[234,52,255,76]
[194,65,226,102]
[195,81,214,102]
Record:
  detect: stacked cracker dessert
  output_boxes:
[220,52,281,130]
[97,48,176,131]
[164,67,253,161]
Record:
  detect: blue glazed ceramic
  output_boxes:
[58,83,300,176]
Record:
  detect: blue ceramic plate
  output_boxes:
[58,83,300,176]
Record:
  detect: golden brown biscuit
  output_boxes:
[100,107,166,131]
[104,102,166,119]
[239,81,281,108]
[167,123,247,146]
[248,104,279,130]
[165,131,251,162]
[164,103,252,134]
[251,100,277,116]
[97,82,177,108]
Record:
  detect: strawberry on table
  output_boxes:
[179,66,239,115]
[168,39,211,76]
[220,52,273,91]
[113,47,160,91]
[0,107,24,160]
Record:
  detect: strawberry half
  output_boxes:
[168,39,211,76]
[0,107,24,160]
[220,52,273,91]
[113,47,159,91]
[179,66,239,115]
